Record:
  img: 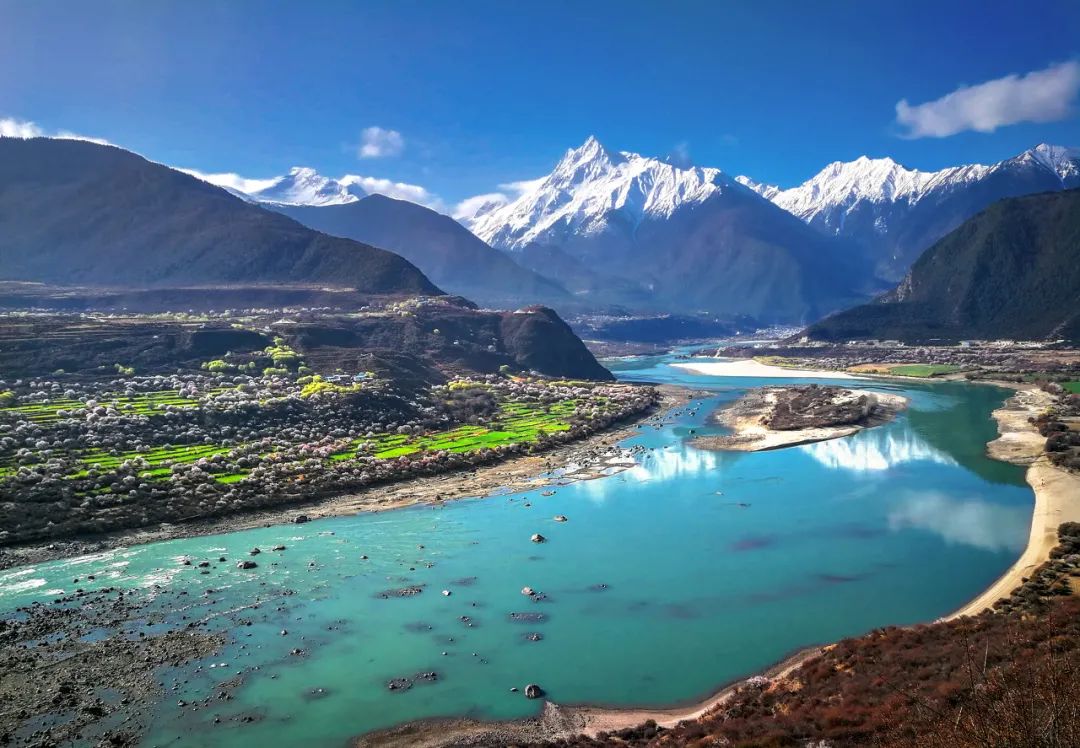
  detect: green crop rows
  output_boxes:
[886,364,963,378]
[2,396,590,489]
[0,390,218,424]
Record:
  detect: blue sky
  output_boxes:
[1,0,1079,211]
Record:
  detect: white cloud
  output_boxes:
[177,168,279,195]
[0,117,44,138]
[498,176,545,195]
[181,166,444,211]
[452,192,510,221]
[887,491,1028,552]
[358,126,405,158]
[895,60,1080,138]
[668,141,691,167]
[452,175,545,224]
[341,174,443,210]
[0,116,111,144]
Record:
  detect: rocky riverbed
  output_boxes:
[0,585,225,747]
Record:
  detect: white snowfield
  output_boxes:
[244,167,368,206]
[466,135,746,251]
[737,143,1080,229]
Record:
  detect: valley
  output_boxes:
[2,13,1080,745]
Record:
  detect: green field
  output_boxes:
[2,394,593,489]
[886,364,963,378]
[1064,381,1080,394]
[331,399,578,461]
[0,389,215,423]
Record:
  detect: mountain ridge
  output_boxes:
[0,137,441,295]
[271,195,571,308]
[738,143,1080,279]
[804,188,1080,343]
[457,136,874,323]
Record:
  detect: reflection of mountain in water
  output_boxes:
[907,386,1027,486]
[799,429,956,471]
[888,491,1029,552]
[579,446,721,502]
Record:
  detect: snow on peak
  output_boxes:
[1019,143,1080,183]
[470,136,735,250]
[759,155,991,224]
[247,167,367,206]
[734,175,779,200]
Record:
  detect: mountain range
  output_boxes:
[0,137,439,295]
[461,136,873,323]
[738,143,1080,280]
[805,187,1080,343]
[269,196,570,308]
[190,136,1079,330]
[239,166,369,206]
[6,132,1078,339]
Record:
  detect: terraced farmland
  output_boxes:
[1,390,213,423]
[1,371,656,545]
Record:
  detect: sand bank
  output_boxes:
[692,386,907,452]
[672,358,861,380]
[947,387,1080,619]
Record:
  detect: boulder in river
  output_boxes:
[525,683,545,699]
[531,533,546,543]
[553,515,568,523]
[293,515,310,524]
[236,560,258,570]
[521,586,535,596]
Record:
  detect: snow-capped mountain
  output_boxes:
[737,157,992,229]
[468,136,740,251]
[738,143,1080,279]
[465,136,874,323]
[244,167,367,206]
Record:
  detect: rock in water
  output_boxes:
[525,683,545,699]
[531,533,546,543]
[236,560,257,570]
[521,586,535,596]
[553,515,568,522]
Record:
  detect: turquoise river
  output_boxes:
[0,353,1033,747]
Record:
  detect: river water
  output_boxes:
[0,354,1032,747]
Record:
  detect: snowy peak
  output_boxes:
[1014,143,1080,184]
[756,156,991,225]
[470,136,736,251]
[752,143,1080,228]
[734,175,779,200]
[247,167,367,206]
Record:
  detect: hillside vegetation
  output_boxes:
[807,189,1080,342]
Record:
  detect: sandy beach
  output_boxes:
[946,387,1080,619]
[672,358,862,380]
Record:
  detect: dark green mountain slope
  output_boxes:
[806,189,1080,342]
[0,138,440,295]
[274,195,569,307]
